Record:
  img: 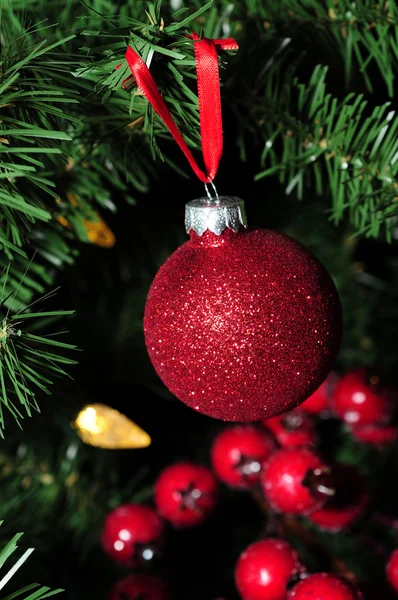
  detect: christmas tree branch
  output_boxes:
[0,14,79,254]
[246,0,398,96]
[0,525,62,600]
[0,2,138,264]
[253,63,398,239]
[0,265,77,435]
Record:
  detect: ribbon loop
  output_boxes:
[125,33,238,183]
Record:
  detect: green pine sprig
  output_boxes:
[0,265,77,435]
[0,525,62,600]
[242,0,398,96]
[253,63,398,239]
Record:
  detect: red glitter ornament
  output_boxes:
[301,372,337,414]
[288,573,363,600]
[263,410,317,448]
[211,424,275,488]
[387,549,398,593]
[309,464,368,532]
[235,538,305,600]
[332,369,392,426]
[154,462,218,528]
[108,575,170,600]
[349,423,398,446]
[144,197,341,422]
[101,504,164,568]
[262,448,333,515]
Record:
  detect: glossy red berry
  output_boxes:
[332,369,392,426]
[387,549,398,592]
[309,464,368,532]
[262,448,333,515]
[155,462,218,527]
[288,573,363,600]
[349,423,397,446]
[101,504,164,568]
[235,539,304,600]
[301,373,336,414]
[263,411,316,449]
[108,575,170,600]
[211,425,275,489]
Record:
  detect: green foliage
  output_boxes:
[0,526,62,599]
[244,0,398,96]
[0,266,77,435]
[0,10,78,257]
[254,64,398,239]
[0,1,147,273]
[75,1,209,160]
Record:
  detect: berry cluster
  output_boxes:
[235,539,362,600]
[332,369,397,445]
[101,368,398,599]
[102,461,219,598]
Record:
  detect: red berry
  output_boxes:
[101,504,164,568]
[332,369,392,426]
[108,575,170,600]
[309,464,368,532]
[235,539,304,600]
[349,423,397,446]
[262,448,333,515]
[387,549,398,592]
[155,462,218,527]
[264,411,316,449]
[211,425,275,489]
[288,573,363,600]
[301,373,336,414]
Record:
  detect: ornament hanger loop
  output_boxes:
[124,36,238,185]
[204,180,220,203]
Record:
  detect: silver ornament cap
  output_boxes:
[185,196,247,236]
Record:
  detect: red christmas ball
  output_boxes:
[101,504,164,568]
[288,573,363,600]
[262,448,332,515]
[211,424,275,488]
[144,198,341,422]
[309,464,368,532]
[263,410,316,448]
[154,462,218,527]
[387,549,398,592]
[301,372,337,414]
[349,423,397,446]
[235,538,304,600]
[108,575,170,600]
[332,369,392,426]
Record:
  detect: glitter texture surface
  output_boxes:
[144,227,341,422]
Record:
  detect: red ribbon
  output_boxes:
[124,33,238,183]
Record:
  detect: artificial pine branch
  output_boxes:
[0,526,62,600]
[253,63,398,239]
[0,266,77,434]
[245,0,398,96]
[0,2,140,263]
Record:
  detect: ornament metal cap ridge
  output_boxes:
[185,196,247,236]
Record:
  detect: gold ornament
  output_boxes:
[74,404,151,449]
